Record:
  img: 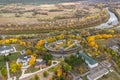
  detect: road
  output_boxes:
[19,61,59,80]
[6,62,10,80]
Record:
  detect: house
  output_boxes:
[110,45,119,51]
[34,61,46,69]
[0,46,14,56]
[87,68,109,80]
[18,55,31,67]
[79,51,98,68]
[56,40,64,45]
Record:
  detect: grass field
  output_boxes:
[13,44,27,51]
[0,52,21,68]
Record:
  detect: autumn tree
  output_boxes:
[1,67,7,78]
[10,61,22,74]
[26,49,32,55]
[57,67,62,77]
[79,67,84,74]
[29,56,36,66]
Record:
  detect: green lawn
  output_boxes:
[0,52,21,68]
[8,52,21,62]
[25,66,39,73]
[48,67,56,72]
[0,56,6,68]
[13,44,27,51]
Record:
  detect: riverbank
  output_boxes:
[0,1,119,35]
[0,1,106,34]
[95,8,119,29]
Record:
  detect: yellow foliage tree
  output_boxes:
[10,61,22,74]
[57,68,62,77]
[26,49,32,55]
[4,39,10,44]
[29,56,36,66]
[87,36,95,43]
[67,41,71,46]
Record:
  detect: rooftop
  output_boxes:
[87,68,109,80]
[79,51,98,65]
[35,61,46,66]
[0,46,13,51]
[19,55,31,60]
[100,61,112,68]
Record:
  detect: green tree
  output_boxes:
[43,71,49,77]
[1,67,7,77]
[10,61,22,74]
[65,55,84,67]
[34,75,39,80]
[43,54,53,65]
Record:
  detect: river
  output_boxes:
[96,8,119,29]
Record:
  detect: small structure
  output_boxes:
[0,46,14,56]
[18,55,31,67]
[79,51,98,68]
[100,61,112,68]
[34,61,46,69]
[76,77,83,80]
[87,68,109,80]
[56,40,64,45]
[110,45,119,51]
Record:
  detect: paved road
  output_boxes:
[19,61,59,80]
[6,62,10,80]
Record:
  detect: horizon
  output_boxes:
[0,0,118,5]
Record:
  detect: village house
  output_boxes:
[18,55,31,67]
[0,46,14,56]
[34,61,46,69]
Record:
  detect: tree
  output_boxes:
[30,75,40,80]
[26,49,32,55]
[79,67,84,74]
[62,64,71,72]
[4,39,10,44]
[43,54,53,65]
[43,71,49,77]
[34,75,40,80]
[57,67,62,77]
[65,55,84,67]
[1,67,7,77]
[57,34,64,40]
[3,56,9,61]
[10,61,22,74]
[29,56,36,66]
[19,41,26,46]
[67,41,71,46]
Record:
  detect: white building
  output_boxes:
[18,55,31,67]
[0,46,14,56]
[87,68,109,80]
[100,61,112,68]
[79,51,98,68]
[110,45,119,51]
